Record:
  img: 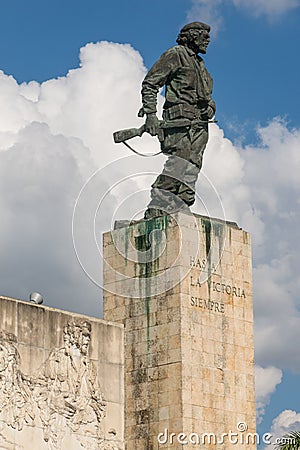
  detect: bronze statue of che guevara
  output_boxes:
[115,22,216,219]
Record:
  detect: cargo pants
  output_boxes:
[146,121,209,213]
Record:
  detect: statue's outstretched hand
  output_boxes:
[145,113,160,136]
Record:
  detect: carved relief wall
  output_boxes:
[0,296,124,450]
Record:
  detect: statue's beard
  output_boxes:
[188,40,207,54]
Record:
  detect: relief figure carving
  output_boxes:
[35,320,107,449]
[0,332,35,432]
[0,321,122,449]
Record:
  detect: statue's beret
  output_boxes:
[180,22,210,33]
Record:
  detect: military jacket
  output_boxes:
[141,44,215,119]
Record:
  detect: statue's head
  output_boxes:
[177,22,211,54]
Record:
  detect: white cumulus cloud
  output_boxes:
[0,42,150,317]
[255,366,282,423]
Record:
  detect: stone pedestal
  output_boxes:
[103,213,256,449]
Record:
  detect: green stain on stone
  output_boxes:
[200,217,225,301]
[135,215,170,277]
[201,217,212,298]
[201,217,211,258]
[134,215,170,353]
[212,221,225,263]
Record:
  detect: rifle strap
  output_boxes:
[122,140,163,157]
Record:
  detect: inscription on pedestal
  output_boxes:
[190,296,225,313]
[189,251,246,317]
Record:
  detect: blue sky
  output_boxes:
[1,0,299,143]
[0,0,300,446]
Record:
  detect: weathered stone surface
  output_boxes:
[0,296,124,450]
[103,212,256,449]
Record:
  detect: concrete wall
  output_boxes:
[0,296,124,450]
